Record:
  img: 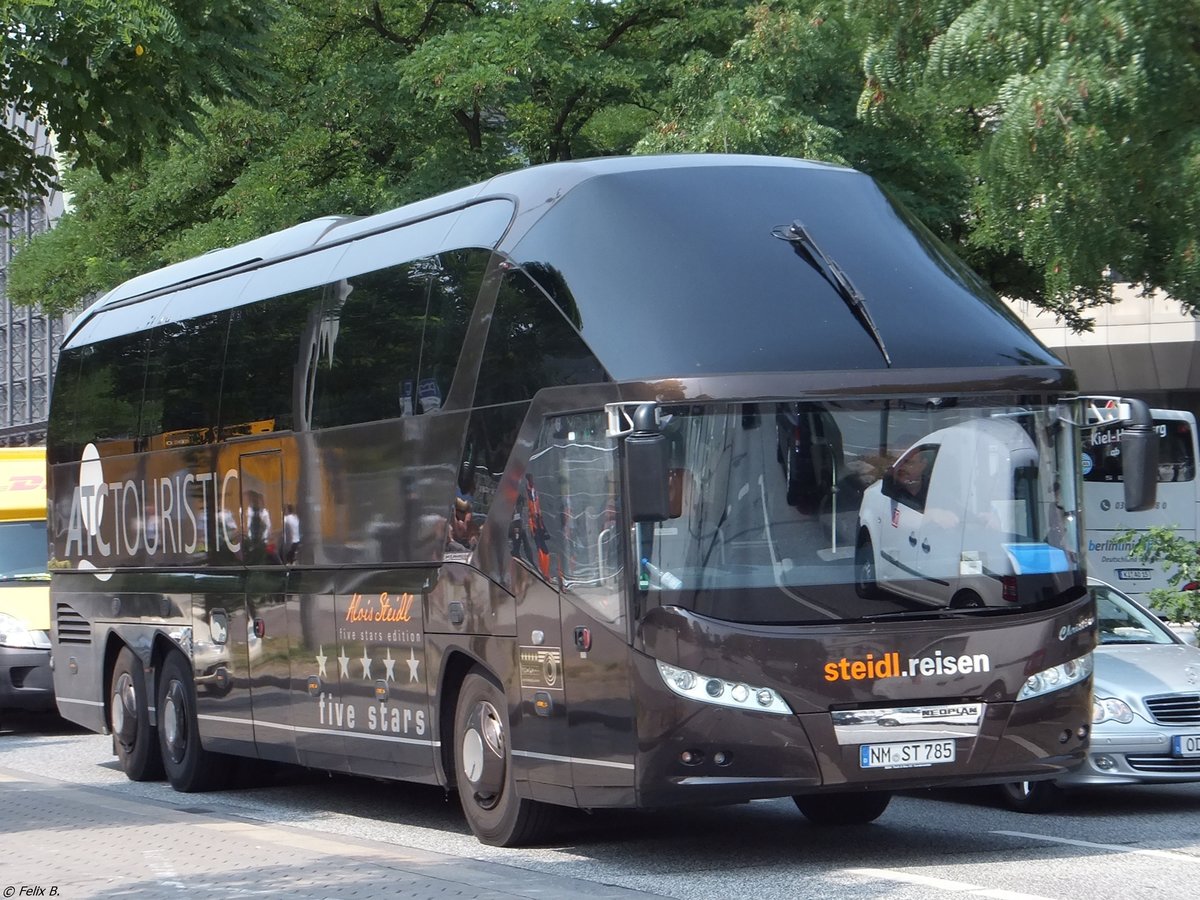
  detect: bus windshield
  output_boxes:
[634,398,1082,623]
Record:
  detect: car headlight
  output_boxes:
[1093,697,1135,724]
[0,612,51,650]
[656,661,793,715]
[1016,652,1092,701]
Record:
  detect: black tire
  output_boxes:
[999,780,1064,813]
[950,590,984,609]
[455,670,558,846]
[784,451,801,507]
[794,791,892,825]
[110,646,165,782]
[157,651,229,792]
[855,532,880,599]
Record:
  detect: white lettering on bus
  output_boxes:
[67,444,241,561]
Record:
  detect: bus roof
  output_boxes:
[63,156,846,343]
[64,154,1066,381]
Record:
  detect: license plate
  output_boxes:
[1171,733,1200,758]
[1115,568,1153,581]
[860,739,956,769]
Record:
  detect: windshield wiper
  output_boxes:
[773,219,892,367]
[858,606,1005,623]
[858,584,1088,622]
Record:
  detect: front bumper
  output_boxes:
[0,645,55,712]
[631,655,1091,807]
[1057,727,1200,786]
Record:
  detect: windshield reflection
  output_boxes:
[635,399,1083,624]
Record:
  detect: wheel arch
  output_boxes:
[437,648,501,791]
[148,632,188,724]
[100,634,127,734]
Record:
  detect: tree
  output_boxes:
[638,4,974,253]
[644,0,1200,329]
[1120,526,1200,624]
[7,0,748,315]
[12,1,1199,330]
[854,0,1200,329]
[0,0,271,212]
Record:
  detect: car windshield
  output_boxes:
[0,520,49,581]
[1091,583,1177,645]
[634,398,1083,624]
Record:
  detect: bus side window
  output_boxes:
[221,290,321,437]
[310,261,430,428]
[419,249,491,413]
[70,331,150,455]
[46,346,83,465]
[143,312,228,448]
[456,403,526,559]
[473,268,606,408]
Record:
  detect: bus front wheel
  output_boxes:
[794,791,892,825]
[454,670,557,846]
[157,651,228,792]
[110,646,164,782]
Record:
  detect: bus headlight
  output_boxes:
[1016,653,1092,701]
[0,613,51,650]
[656,661,793,715]
[1093,697,1135,724]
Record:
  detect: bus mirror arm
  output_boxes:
[625,403,671,522]
[1119,398,1158,512]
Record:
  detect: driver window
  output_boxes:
[889,445,938,513]
[519,413,625,627]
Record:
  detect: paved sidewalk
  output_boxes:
[0,769,656,899]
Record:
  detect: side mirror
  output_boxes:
[1120,398,1158,512]
[625,404,671,522]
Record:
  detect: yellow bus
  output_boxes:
[0,446,53,713]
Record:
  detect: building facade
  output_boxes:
[1011,285,1200,421]
[0,110,67,447]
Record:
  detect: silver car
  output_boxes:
[1002,579,1200,811]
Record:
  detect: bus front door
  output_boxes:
[559,593,637,807]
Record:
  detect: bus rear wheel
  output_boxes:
[110,646,164,782]
[794,791,892,825]
[454,670,557,847]
[157,651,228,792]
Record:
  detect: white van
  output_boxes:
[856,417,1071,608]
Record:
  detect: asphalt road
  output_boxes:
[2,712,1199,899]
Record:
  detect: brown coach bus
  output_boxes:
[48,155,1156,846]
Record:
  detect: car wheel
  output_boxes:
[455,670,558,846]
[794,791,891,825]
[110,646,165,782]
[855,533,880,598]
[157,650,229,792]
[999,780,1064,813]
[950,590,984,609]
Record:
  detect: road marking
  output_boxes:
[993,830,1200,863]
[846,868,1054,899]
